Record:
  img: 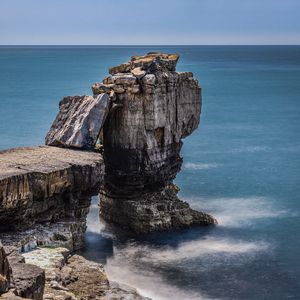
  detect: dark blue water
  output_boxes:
[1,46,299,299]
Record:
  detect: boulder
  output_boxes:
[0,242,10,295]
[45,94,110,150]
[0,245,45,300]
[91,83,115,94]
[0,274,9,294]
[11,263,45,300]
[60,255,149,299]
[131,67,146,79]
[22,248,149,300]
[109,63,131,75]
[0,291,31,300]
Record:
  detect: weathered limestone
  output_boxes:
[22,247,149,300]
[0,243,45,300]
[10,261,45,300]
[0,220,90,253]
[95,52,216,232]
[0,242,9,295]
[0,146,103,241]
[101,185,216,232]
[2,244,149,299]
[45,94,110,150]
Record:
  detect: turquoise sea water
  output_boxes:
[0,46,299,299]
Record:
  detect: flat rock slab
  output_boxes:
[45,94,110,150]
[0,146,103,180]
[0,146,103,231]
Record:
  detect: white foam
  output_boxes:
[106,245,214,300]
[140,237,268,263]
[86,200,104,233]
[104,236,268,300]
[183,162,220,170]
[232,146,269,153]
[187,196,288,227]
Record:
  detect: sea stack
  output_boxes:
[93,52,217,232]
[43,52,216,233]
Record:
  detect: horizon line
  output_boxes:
[0,44,300,47]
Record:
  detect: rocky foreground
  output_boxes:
[0,52,216,299]
[0,242,149,300]
[0,147,146,299]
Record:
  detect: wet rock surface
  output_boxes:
[101,185,216,232]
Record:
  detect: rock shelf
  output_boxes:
[0,146,103,232]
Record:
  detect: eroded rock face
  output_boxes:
[0,244,45,300]
[96,52,216,232]
[22,247,150,300]
[0,146,104,250]
[0,242,10,295]
[45,94,110,150]
[101,185,216,232]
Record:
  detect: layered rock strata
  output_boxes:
[94,52,217,232]
[45,94,110,150]
[0,146,103,248]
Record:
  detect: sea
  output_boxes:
[0,46,299,299]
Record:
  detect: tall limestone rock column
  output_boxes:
[92,53,217,232]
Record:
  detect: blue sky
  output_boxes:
[0,0,299,45]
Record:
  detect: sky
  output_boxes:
[0,0,300,45]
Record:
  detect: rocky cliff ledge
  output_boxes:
[93,52,217,232]
[0,146,103,250]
